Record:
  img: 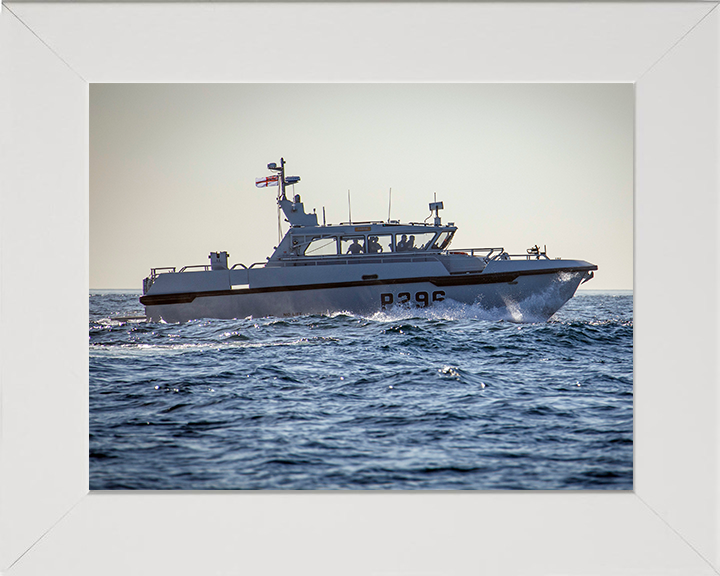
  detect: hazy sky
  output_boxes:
[90,83,632,290]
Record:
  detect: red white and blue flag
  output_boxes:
[255,175,279,188]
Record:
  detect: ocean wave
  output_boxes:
[90,290,633,490]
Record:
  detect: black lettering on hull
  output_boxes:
[380,289,446,310]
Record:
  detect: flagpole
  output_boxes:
[277,159,283,244]
[260,159,287,243]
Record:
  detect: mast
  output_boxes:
[268,158,286,242]
[266,158,317,229]
[267,157,287,200]
[279,157,286,201]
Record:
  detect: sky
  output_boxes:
[90,83,633,290]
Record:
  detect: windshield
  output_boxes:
[395,232,437,252]
[302,236,338,256]
[431,231,454,250]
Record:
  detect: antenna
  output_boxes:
[429,193,444,226]
[323,206,327,226]
[387,188,392,223]
[347,190,352,224]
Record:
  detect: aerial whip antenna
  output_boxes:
[387,188,392,223]
[347,189,352,224]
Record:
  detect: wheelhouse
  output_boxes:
[285,227,456,260]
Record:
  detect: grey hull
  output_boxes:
[145,269,590,323]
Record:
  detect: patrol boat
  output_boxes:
[140,159,596,323]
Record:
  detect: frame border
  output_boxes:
[1,3,718,574]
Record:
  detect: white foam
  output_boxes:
[364,298,510,323]
[364,273,583,324]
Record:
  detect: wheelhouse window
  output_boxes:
[367,234,392,253]
[341,236,366,255]
[431,231,454,250]
[303,236,338,257]
[395,232,437,252]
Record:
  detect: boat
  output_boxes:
[140,159,597,323]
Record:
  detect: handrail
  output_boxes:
[145,266,177,294]
[447,247,551,261]
[337,220,386,226]
[178,264,210,273]
[506,253,551,260]
[150,262,266,277]
[446,247,504,258]
[150,266,176,274]
[444,247,550,260]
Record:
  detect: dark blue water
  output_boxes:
[89,290,633,490]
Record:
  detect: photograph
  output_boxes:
[89,83,633,490]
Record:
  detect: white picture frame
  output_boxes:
[1,2,718,574]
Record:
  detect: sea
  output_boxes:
[89,290,633,490]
